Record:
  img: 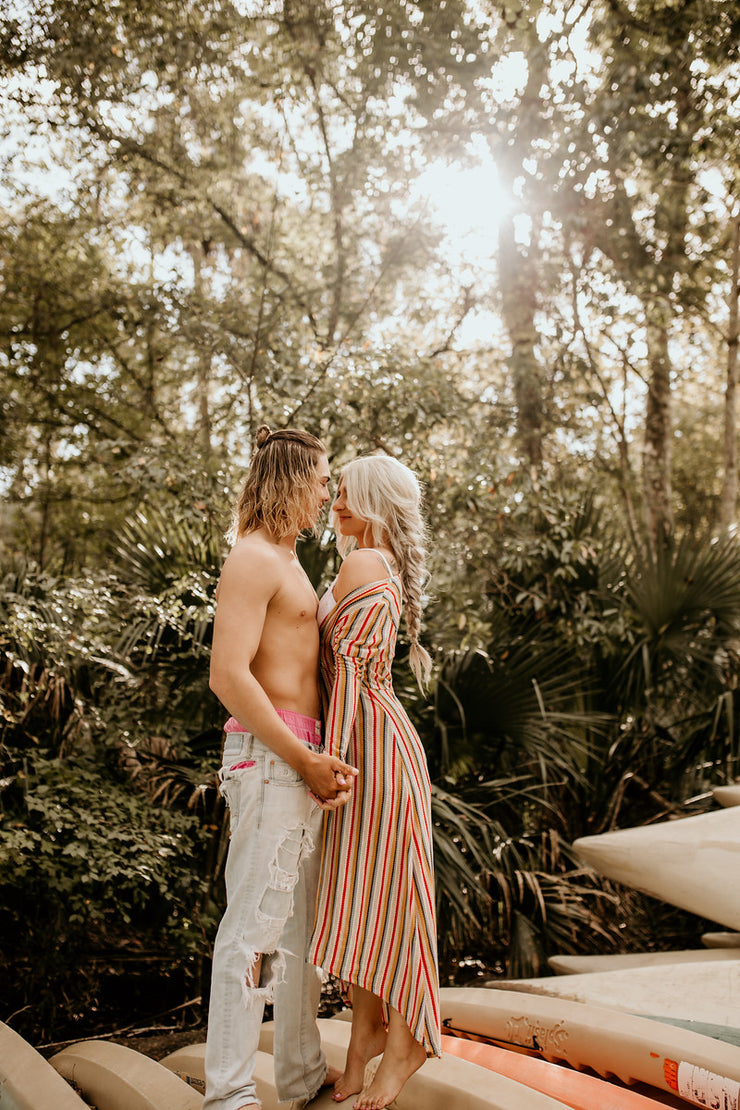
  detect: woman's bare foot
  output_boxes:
[332,1025,388,1102]
[352,1037,426,1110]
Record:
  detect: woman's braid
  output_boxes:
[393,515,432,690]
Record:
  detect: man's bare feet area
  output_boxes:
[352,1038,426,1110]
[332,1025,388,1102]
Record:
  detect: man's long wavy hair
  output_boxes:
[229,425,326,543]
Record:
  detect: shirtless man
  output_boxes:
[203,425,357,1110]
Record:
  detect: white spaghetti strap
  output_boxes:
[370,548,396,577]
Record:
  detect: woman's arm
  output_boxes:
[323,551,395,758]
[324,593,388,759]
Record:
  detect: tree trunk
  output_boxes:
[188,244,213,464]
[642,305,674,550]
[498,213,544,470]
[718,208,740,530]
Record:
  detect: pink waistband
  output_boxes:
[224,707,322,746]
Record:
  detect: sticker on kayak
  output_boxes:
[505,1016,569,1055]
[664,1060,740,1110]
[174,1071,206,1094]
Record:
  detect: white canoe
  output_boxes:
[440,986,740,1107]
[163,1019,575,1109]
[491,961,740,1026]
[548,949,740,975]
[0,1021,88,1110]
[713,785,740,808]
[572,806,740,930]
[703,931,740,948]
[51,1038,203,1110]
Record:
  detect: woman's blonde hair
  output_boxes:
[230,424,326,542]
[336,455,432,689]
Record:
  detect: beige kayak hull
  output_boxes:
[51,1038,203,1110]
[162,1043,324,1109]
[713,785,740,808]
[163,1019,575,1109]
[493,961,740,1025]
[703,931,740,948]
[0,1021,88,1110]
[572,806,740,930]
[548,949,740,975]
[440,986,740,1108]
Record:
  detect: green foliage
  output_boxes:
[109,504,223,726]
[2,0,740,1036]
[430,783,495,965]
[417,478,740,975]
[0,538,221,1041]
[1,757,203,928]
[0,752,208,1041]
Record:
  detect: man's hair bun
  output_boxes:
[255,424,272,448]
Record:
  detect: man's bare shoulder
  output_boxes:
[218,532,284,596]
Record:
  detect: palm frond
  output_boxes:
[613,531,740,711]
[431,783,494,962]
[111,506,225,591]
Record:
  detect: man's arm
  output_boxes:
[210,542,356,803]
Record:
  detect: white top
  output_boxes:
[317,579,337,626]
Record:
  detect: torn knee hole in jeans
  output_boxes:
[239,823,316,1008]
[238,943,288,1010]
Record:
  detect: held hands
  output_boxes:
[304,751,358,811]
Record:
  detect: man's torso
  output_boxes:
[247,535,321,720]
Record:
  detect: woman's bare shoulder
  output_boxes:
[333,549,393,602]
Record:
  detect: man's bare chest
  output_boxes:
[269,562,318,625]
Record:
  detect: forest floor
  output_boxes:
[37,983,348,1062]
[109,1025,207,1060]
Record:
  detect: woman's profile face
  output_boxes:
[333,478,369,543]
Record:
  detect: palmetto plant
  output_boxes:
[0,559,95,758]
[570,530,740,834]
[112,506,224,673]
[421,628,619,975]
[102,505,227,751]
[605,531,740,708]
[422,490,740,972]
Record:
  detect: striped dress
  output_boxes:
[308,573,441,1057]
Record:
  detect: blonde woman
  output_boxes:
[309,455,441,1110]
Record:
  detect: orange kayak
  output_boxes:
[442,1035,681,1109]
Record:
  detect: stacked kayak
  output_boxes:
[440,986,740,1110]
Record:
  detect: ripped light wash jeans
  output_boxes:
[203,711,326,1110]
